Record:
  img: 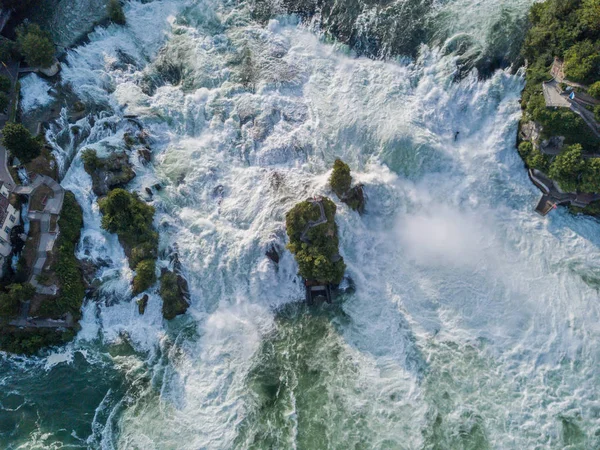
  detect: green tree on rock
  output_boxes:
[329,159,352,197]
[563,40,600,84]
[98,188,156,244]
[1,123,42,163]
[133,259,156,294]
[16,24,55,69]
[286,197,346,284]
[107,0,126,25]
[549,144,585,192]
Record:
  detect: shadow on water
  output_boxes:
[234,295,429,449]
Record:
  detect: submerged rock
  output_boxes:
[138,147,152,164]
[265,243,281,264]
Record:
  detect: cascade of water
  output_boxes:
[1,0,599,448]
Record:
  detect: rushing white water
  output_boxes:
[19,74,55,113]
[2,0,600,448]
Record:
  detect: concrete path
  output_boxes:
[300,197,327,244]
[16,174,65,294]
[542,79,600,140]
[570,101,600,139]
[0,143,16,191]
[551,59,589,90]
[543,80,570,108]
[529,169,600,216]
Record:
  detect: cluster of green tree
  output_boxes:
[37,192,85,318]
[98,188,158,294]
[518,141,551,172]
[107,0,126,25]
[545,144,600,193]
[329,159,365,212]
[521,0,600,152]
[1,122,42,163]
[523,140,600,193]
[0,328,74,355]
[16,23,55,69]
[286,197,346,284]
[0,74,11,112]
[159,270,189,320]
[0,282,34,317]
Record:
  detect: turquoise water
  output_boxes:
[2,0,600,448]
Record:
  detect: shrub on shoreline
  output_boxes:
[2,122,42,163]
[16,23,55,69]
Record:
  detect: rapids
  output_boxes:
[1,0,599,448]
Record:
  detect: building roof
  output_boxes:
[0,191,10,226]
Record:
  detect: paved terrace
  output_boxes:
[14,175,65,294]
[529,169,600,216]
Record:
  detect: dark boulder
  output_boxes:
[159,269,190,320]
[265,243,280,264]
[137,294,149,315]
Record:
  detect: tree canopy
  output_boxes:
[1,122,42,163]
[16,23,55,69]
[286,197,346,284]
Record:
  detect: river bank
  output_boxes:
[517,0,600,216]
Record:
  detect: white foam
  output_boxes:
[19,73,54,113]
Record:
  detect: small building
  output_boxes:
[0,182,20,268]
[305,280,332,305]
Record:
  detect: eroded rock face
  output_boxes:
[265,243,281,264]
[87,152,136,197]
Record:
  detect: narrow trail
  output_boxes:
[15,175,65,294]
[300,197,327,244]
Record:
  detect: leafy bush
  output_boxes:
[286,197,346,284]
[578,0,600,37]
[0,38,18,64]
[133,259,156,294]
[518,141,550,172]
[0,75,11,93]
[0,283,35,318]
[329,159,352,197]
[0,329,74,355]
[160,270,189,320]
[1,122,42,163]
[589,82,600,99]
[0,92,8,113]
[549,144,585,192]
[107,0,126,25]
[130,241,157,268]
[40,192,85,319]
[563,40,600,84]
[98,188,157,252]
[16,23,55,69]
[81,148,102,173]
[595,104,600,123]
